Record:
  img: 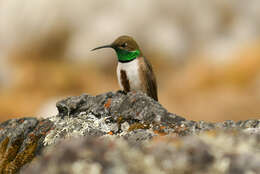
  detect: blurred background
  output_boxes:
[1,0,260,122]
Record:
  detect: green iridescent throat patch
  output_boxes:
[115,49,140,62]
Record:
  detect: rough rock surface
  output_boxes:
[0,91,260,174]
[44,91,185,146]
[22,130,260,174]
[0,118,53,173]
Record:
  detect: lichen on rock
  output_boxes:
[0,118,53,173]
[0,91,260,174]
[21,130,260,174]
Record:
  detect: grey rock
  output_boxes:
[21,130,260,174]
[237,119,260,128]
[56,91,184,123]
[45,91,184,145]
[0,117,54,173]
[1,91,260,174]
[45,91,260,146]
[0,117,53,154]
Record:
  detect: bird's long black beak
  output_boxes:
[91,45,113,51]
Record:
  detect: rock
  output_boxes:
[56,91,184,123]
[0,91,260,174]
[21,130,260,174]
[0,118,53,173]
[46,91,184,145]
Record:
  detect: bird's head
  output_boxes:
[92,35,142,62]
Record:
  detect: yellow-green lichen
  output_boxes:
[128,123,150,131]
[0,135,39,174]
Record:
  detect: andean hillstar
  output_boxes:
[92,35,158,101]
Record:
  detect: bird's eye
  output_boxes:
[121,43,127,48]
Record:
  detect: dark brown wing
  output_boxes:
[142,57,158,101]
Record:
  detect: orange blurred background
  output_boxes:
[1,0,260,122]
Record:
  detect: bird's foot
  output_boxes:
[117,90,127,95]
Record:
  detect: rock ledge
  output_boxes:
[0,91,259,174]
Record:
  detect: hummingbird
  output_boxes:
[91,35,158,101]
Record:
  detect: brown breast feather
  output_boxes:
[120,70,130,92]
